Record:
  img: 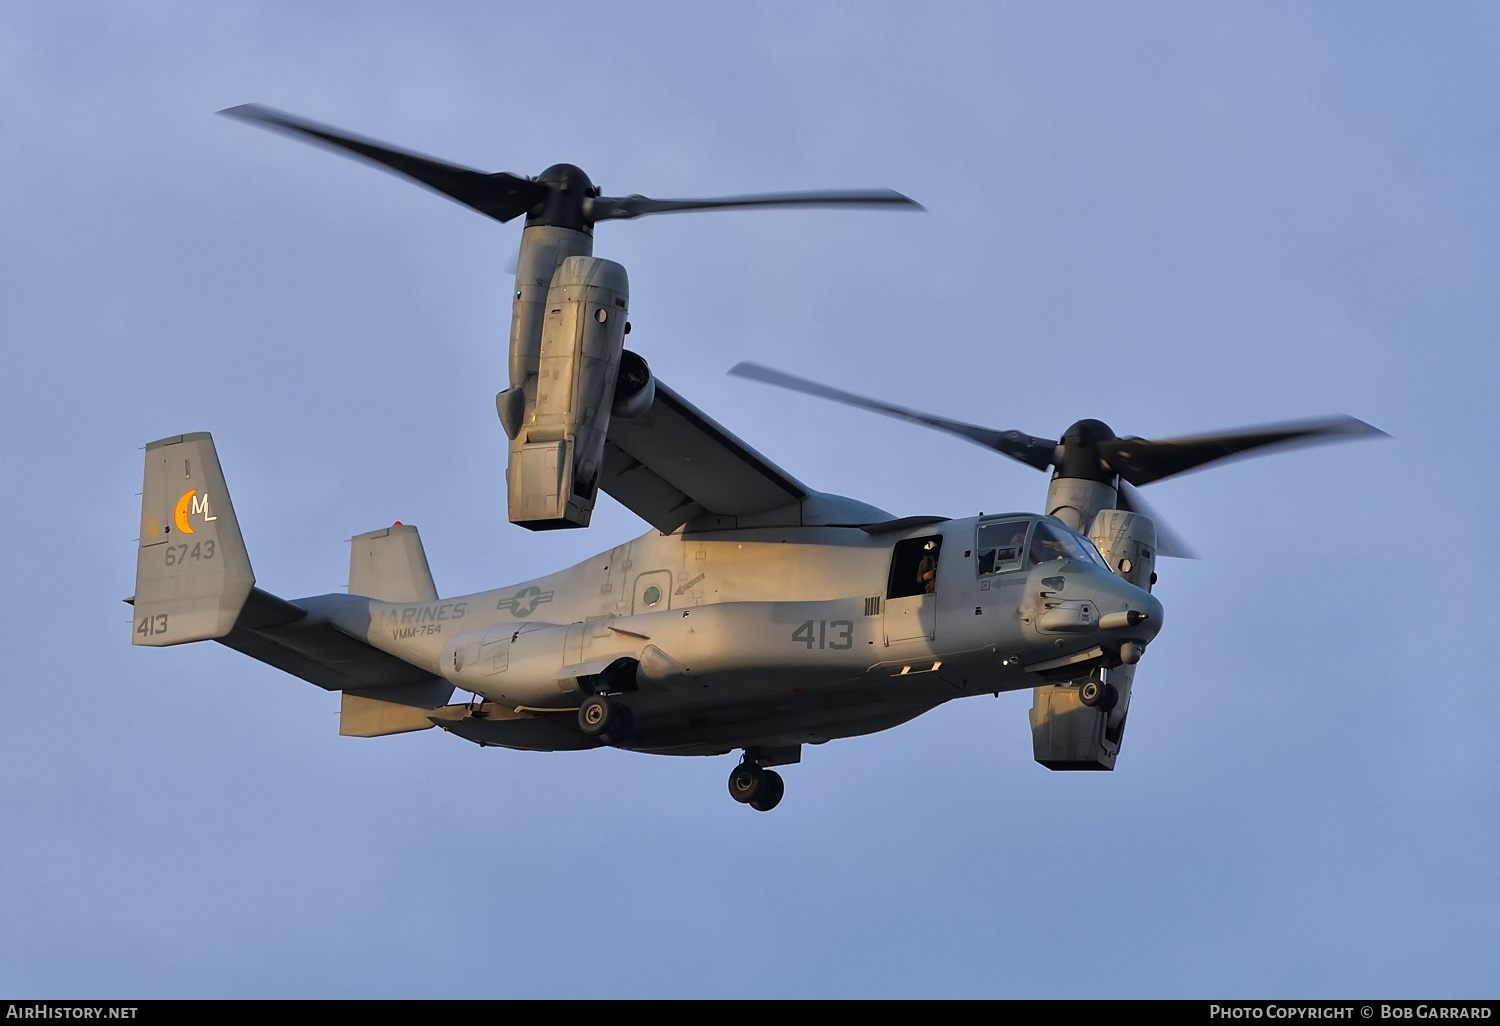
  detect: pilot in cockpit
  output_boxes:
[1028,520,1107,566]
[1029,522,1070,564]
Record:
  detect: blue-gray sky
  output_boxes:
[1,1,1494,997]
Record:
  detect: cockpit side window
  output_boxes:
[975,519,1031,576]
[1028,521,1104,566]
[887,535,943,599]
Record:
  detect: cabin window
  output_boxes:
[975,518,1031,577]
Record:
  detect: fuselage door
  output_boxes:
[632,570,674,615]
[883,535,941,644]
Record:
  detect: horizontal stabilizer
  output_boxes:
[133,433,452,734]
[217,589,437,692]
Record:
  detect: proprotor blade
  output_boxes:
[1099,415,1387,487]
[1116,481,1198,559]
[728,361,1054,471]
[220,104,549,223]
[590,189,922,222]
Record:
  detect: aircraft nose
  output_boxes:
[1094,578,1162,662]
[1114,589,1162,634]
[1026,562,1164,664]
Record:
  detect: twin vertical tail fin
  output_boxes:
[349,524,437,602]
[131,433,455,737]
[132,433,255,646]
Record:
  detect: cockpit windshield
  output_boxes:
[1029,520,1107,567]
[975,516,1107,576]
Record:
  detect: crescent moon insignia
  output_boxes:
[174,489,197,535]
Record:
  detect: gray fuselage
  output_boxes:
[299,501,1162,756]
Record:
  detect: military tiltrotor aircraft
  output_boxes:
[130,105,1383,811]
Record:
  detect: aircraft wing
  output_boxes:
[601,378,808,532]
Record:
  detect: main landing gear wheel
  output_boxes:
[1078,679,1119,712]
[728,762,764,804]
[750,770,784,812]
[728,763,785,811]
[578,694,618,736]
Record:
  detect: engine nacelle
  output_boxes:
[500,255,629,530]
[1087,508,1157,592]
[1028,508,1155,771]
[611,349,654,420]
[1028,666,1132,771]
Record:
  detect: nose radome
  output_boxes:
[1082,567,1163,641]
[1131,589,1164,640]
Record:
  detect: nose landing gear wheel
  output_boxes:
[578,694,618,736]
[1078,679,1119,712]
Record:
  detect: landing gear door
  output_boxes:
[883,535,941,645]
